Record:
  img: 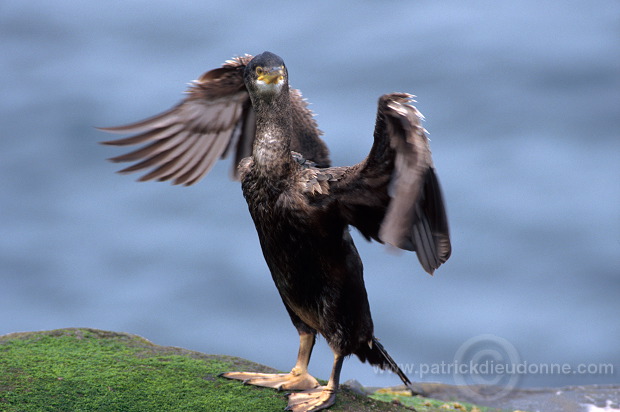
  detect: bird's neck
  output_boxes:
[251,93,296,177]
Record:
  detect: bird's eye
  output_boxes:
[255,67,264,75]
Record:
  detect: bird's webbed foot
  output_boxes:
[220,368,319,391]
[285,386,336,412]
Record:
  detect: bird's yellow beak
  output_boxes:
[258,67,284,85]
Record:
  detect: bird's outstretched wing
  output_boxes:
[100,55,330,185]
[310,93,451,274]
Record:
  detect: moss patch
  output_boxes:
[370,392,510,412]
[0,328,415,411]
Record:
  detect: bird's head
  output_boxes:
[244,51,288,99]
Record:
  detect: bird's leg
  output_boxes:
[220,332,319,391]
[286,352,344,412]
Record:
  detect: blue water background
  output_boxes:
[1,1,619,388]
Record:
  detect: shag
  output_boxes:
[101,51,451,412]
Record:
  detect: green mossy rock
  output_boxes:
[0,328,417,411]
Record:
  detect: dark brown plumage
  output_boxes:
[101,51,451,412]
[100,54,329,184]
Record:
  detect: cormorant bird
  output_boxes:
[101,51,451,412]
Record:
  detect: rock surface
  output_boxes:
[0,328,421,411]
[345,380,620,412]
[1,328,617,412]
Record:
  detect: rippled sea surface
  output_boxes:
[2,1,618,388]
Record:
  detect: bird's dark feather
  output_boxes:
[287,94,450,274]
[100,55,330,185]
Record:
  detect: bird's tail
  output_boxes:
[356,337,411,388]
